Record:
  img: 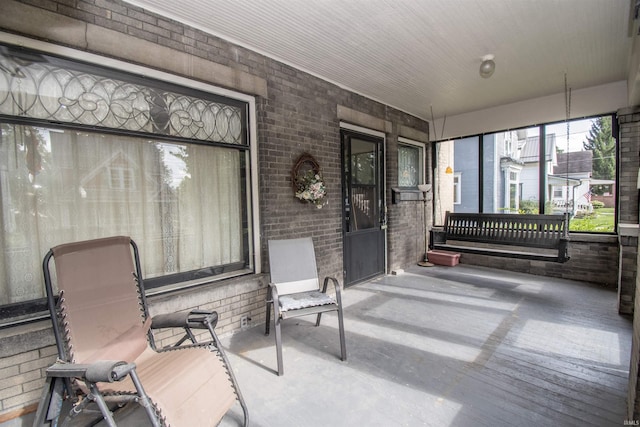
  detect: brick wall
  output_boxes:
[631,258,640,420]
[618,108,640,319]
[620,232,639,314]
[0,323,56,420]
[388,196,427,270]
[387,122,432,272]
[147,274,268,343]
[619,107,640,420]
[451,234,619,288]
[0,0,429,419]
[618,107,640,224]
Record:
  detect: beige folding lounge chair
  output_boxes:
[33,236,248,426]
[265,237,346,376]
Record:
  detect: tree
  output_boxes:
[583,116,615,195]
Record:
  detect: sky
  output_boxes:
[530,118,596,153]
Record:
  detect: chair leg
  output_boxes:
[315,312,322,326]
[337,308,347,362]
[33,375,60,427]
[127,369,161,427]
[206,326,250,427]
[265,300,271,335]
[203,313,250,426]
[274,317,284,376]
[87,383,119,427]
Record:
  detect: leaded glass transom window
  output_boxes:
[398,142,424,187]
[0,45,246,145]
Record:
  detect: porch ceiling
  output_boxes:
[123,0,632,125]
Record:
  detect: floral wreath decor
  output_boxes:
[291,153,327,209]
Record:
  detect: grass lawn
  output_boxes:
[569,208,615,232]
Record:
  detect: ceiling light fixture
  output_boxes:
[479,54,495,78]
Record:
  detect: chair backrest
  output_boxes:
[49,236,149,364]
[268,237,319,296]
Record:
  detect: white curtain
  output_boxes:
[0,124,243,304]
[398,144,419,187]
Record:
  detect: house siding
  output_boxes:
[453,136,480,212]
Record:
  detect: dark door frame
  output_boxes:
[340,123,387,287]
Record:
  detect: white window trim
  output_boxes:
[454,173,462,205]
[108,166,136,190]
[0,32,262,274]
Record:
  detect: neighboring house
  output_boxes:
[451,136,479,213]
[551,151,593,215]
[496,130,527,213]
[518,134,557,212]
[451,132,593,215]
[590,178,616,208]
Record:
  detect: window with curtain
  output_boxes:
[0,44,254,318]
[397,141,424,187]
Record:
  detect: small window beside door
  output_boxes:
[397,139,425,188]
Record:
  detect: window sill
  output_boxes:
[146,271,267,317]
[0,319,54,357]
[145,268,256,297]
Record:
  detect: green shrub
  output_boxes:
[518,200,538,214]
[591,200,605,209]
[569,208,615,232]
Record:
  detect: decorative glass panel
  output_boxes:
[398,144,421,187]
[0,45,245,145]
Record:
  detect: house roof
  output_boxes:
[555,151,593,175]
[519,135,556,164]
[548,175,581,186]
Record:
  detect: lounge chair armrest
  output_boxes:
[46,361,134,383]
[151,310,221,349]
[151,310,219,330]
[86,361,135,382]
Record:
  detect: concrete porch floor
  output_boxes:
[220,264,632,427]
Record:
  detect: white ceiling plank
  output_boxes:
[124,0,632,123]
